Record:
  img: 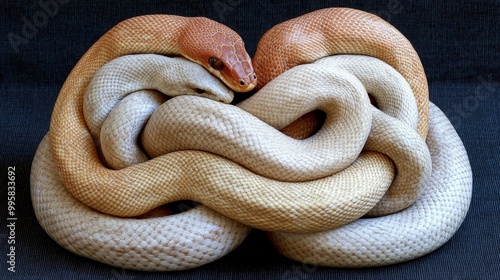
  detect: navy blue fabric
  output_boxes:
[1,0,499,279]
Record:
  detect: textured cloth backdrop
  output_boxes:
[1,0,499,279]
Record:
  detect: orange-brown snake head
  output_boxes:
[179,17,257,93]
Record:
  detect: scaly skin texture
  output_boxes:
[253,8,429,139]
[30,8,472,271]
[48,14,256,214]
[178,17,256,90]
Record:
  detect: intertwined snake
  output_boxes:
[30,8,472,270]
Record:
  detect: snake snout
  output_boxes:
[239,77,255,88]
[194,85,234,104]
[235,74,257,92]
[217,90,234,104]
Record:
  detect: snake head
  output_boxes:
[179,17,257,93]
[166,57,235,104]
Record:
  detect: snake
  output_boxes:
[30,7,472,270]
[253,8,429,140]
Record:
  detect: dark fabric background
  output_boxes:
[1,0,499,279]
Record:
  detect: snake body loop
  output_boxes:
[100,90,167,169]
[143,64,373,182]
[30,8,472,271]
[59,55,399,231]
[84,54,235,141]
[253,8,429,139]
[269,103,472,267]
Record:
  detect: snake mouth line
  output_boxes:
[215,70,257,93]
[183,56,256,93]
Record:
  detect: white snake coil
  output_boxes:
[31,9,472,271]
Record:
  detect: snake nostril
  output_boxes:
[194,88,205,94]
[240,80,246,86]
[253,74,257,80]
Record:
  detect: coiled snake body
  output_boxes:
[31,8,472,270]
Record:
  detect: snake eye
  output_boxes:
[209,57,224,71]
[194,88,205,94]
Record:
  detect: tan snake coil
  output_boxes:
[30,7,472,270]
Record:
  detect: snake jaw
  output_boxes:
[186,55,256,93]
[189,85,234,104]
[208,65,256,93]
[186,62,235,104]
[195,83,234,104]
[181,64,235,104]
[185,52,257,93]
